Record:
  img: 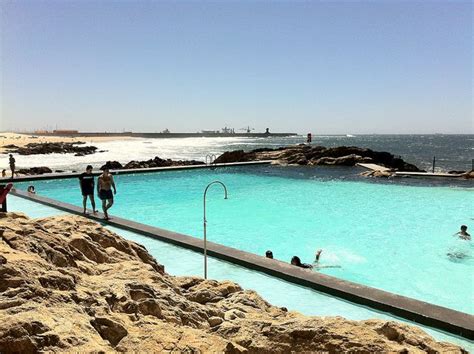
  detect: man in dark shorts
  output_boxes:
[97,168,116,220]
[79,165,97,214]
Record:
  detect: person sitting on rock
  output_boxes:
[265,250,273,259]
[454,225,471,240]
[290,256,313,269]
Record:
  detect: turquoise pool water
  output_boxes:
[8,195,474,350]
[15,166,474,315]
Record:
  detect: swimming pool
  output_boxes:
[15,165,474,315]
[8,195,473,350]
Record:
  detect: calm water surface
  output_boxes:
[16,165,474,314]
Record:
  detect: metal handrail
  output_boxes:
[203,180,228,279]
[205,154,218,170]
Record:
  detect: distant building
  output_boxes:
[53,130,79,134]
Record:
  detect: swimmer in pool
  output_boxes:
[265,250,273,259]
[290,256,313,269]
[312,249,341,270]
[454,225,471,240]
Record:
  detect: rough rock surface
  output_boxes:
[100,156,204,170]
[0,213,465,353]
[4,142,97,156]
[16,166,53,176]
[215,145,422,172]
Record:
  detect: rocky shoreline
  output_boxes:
[215,145,422,171]
[4,144,473,179]
[3,142,98,156]
[0,213,465,353]
[100,156,204,170]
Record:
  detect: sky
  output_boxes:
[0,0,472,134]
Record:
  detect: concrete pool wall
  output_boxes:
[10,188,474,340]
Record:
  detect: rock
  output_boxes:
[123,156,204,169]
[463,171,474,179]
[100,161,123,170]
[311,154,372,166]
[448,170,465,175]
[17,167,53,175]
[90,317,128,346]
[208,316,224,327]
[214,150,255,164]
[215,145,422,171]
[0,213,465,353]
[4,142,97,156]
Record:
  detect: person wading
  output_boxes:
[79,165,98,214]
[97,168,116,220]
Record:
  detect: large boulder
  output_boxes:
[214,150,255,164]
[215,145,422,171]
[17,167,53,175]
[100,161,123,170]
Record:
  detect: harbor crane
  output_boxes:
[240,126,255,133]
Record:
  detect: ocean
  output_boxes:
[6,134,474,173]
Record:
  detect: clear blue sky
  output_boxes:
[1,0,472,134]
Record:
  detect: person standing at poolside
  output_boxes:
[79,165,97,214]
[97,168,116,220]
[8,154,15,178]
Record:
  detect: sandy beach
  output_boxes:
[0,132,133,154]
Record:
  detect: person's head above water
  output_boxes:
[265,250,273,259]
[461,225,468,232]
[86,165,93,173]
[291,256,302,266]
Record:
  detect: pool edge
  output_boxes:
[0,160,273,183]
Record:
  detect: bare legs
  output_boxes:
[102,199,113,220]
[83,195,98,214]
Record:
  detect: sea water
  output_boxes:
[16,165,474,315]
[6,134,473,172]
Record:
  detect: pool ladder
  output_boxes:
[205,154,217,170]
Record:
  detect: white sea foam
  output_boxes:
[6,137,260,171]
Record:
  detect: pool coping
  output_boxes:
[10,189,474,340]
[0,160,273,183]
